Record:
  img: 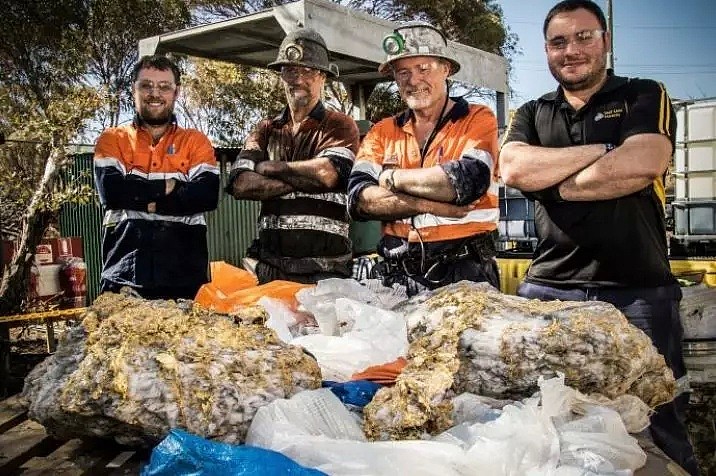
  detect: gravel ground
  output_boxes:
[5,322,69,395]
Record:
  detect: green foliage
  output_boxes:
[189,0,278,20]
[86,0,192,129]
[178,59,285,146]
[0,0,89,111]
[366,83,405,123]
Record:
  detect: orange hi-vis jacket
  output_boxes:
[93,116,219,292]
[349,97,499,243]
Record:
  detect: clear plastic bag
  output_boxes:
[246,389,471,476]
[556,406,646,473]
[440,375,646,475]
[290,299,408,382]
[296,279,384,336]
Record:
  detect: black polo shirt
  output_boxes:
[503,74,676,287]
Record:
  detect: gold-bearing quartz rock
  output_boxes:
[22,292,321,446]
[363,281,675,441]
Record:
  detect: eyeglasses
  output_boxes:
[393,61,441,83]
[280,66,320,81]
[545,29,605,51]
[136,81,176,95]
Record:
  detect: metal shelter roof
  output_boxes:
[138,0,509,122]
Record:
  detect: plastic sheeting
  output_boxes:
[141,429,326,476]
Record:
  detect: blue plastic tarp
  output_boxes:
[141,428,327,476]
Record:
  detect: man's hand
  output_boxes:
[165,178,176,195]
[147,202,157,213]
[378,169,397,192]
[255,161,284,176]
[423,200,472,218]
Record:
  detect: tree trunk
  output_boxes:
[0,146,64,392]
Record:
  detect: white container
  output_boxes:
[675,144,716,173]
[35,264,62,297]
[673,202,716,235]
[675,100,716,143]
[505,220,535,239]
[688,102,716,142]
[676,173,716,200]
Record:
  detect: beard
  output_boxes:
[401,81,447,112]
[139,104,173,126]
[549,54,607,92]
[285,87,313,110]
[404,95,434,110]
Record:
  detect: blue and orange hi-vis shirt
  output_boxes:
[93,116,220,293]
[348,97,499,245]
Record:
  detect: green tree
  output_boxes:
[0,0,101,317]
[177,59,285,146]
[84,0,192,133]
[0,2,103,386]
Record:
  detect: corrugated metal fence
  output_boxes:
[59,150,260,302]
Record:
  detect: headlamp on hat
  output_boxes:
[382,33,405,55]
[284,44,304,62]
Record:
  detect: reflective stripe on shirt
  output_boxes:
[103,209,207,227]
[258,215,350,237]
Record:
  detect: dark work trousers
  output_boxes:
[100,279,200,301]
[254,261,349,285]
[518,282,700,476]
[388,256,500,297]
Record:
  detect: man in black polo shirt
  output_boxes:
[500,0,697,473]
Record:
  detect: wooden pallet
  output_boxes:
[0,395,148,475]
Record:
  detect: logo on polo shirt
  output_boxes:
[594,106,624,122]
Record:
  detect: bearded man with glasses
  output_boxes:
[347,22,500,296]
[226,28,359,284]
[93,55,220,300]
[500,1,698,473]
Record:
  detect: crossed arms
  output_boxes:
[348,106,497,221]
[500,80,674,201]
[500,134,671,201]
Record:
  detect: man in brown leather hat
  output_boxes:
[226,28,360,284]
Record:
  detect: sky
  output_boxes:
[498,0,716,107]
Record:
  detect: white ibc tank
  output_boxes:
[674,100,716,200]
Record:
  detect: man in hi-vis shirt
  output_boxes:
[94,55,219,300]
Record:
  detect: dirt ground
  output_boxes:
[4,322,68,396]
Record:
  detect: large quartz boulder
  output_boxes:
[364,282,675,440]
[22,293,321,446]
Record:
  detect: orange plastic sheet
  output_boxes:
[194,261,313,313]
[351,357,408,385]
